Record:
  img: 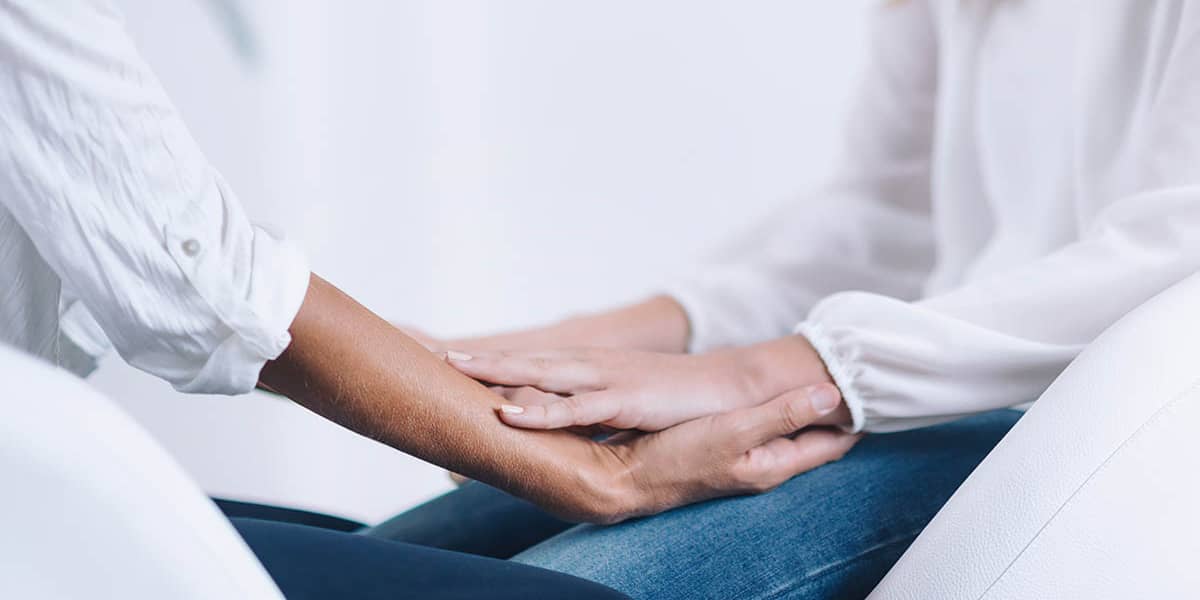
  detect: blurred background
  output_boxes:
[93,0,872,524]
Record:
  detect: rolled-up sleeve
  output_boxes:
[0,0,309,394]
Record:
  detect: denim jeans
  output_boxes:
[367,409,1022,600]
[230,517,630,600]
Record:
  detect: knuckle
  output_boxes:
[528,356,554,374]
[561,394,586,414]
[727,461,766,492]
[731,450,789,494]
[610,403,643,430]
[727,418,759,445]
[559,397,588,423]
[776,398,811,433]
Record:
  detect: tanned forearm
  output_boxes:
[259,274,630,522]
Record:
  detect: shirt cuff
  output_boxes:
[58,298,112,378]
[173,225,309,395]
[795,320,867,433]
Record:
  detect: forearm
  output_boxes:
[448,294,691,354]
[259,275,630,522]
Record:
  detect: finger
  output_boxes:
[495,386,563,407]
[498,391,625,430]
[742,429,862,489]
[447,351,604,393]
[720,384,843,448]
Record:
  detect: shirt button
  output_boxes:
[181,238,201,257]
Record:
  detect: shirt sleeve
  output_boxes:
[800,11,1200,433]
[665,0,939,352]
[0,0,310,394]
[58,287,112,378]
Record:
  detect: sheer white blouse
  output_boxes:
[669,0,1200,432]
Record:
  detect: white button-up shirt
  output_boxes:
[1,0,309,394]
[669,0,1200,432]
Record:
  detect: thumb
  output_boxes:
[724,384,843,449]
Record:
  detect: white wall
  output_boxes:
[95,0,872,524]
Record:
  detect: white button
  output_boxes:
[181,238,201,257]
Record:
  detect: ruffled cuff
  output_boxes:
[796,290,1077,434]
[794,320,867,433]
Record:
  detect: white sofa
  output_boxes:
[0,345,284,599]
[871,272,1200,598]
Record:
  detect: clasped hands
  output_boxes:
[434,334,861,522]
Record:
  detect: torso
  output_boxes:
[924,0,1193,293]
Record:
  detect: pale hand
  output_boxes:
[447,335,843,432]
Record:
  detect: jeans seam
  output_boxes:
[758,530,923,600]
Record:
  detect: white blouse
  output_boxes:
[0,1,309,394]
[669,0,1200,432]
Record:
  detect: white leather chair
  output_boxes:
[0,344,284,599]
[871,272,1200,598]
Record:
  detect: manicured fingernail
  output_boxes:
[809,385,840,415]
[446,350,472,361]
[499,404,525,415]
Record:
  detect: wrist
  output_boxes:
[573,443,647,524]
[734,335,835,407]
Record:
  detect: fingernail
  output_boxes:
[809,385,840,415]
[499,404,525,415]
[446,350,472,361]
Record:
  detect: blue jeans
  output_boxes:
[230,517,630,599]
[367,409,1022,599]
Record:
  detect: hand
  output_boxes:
[391,295,692,485]
[599,384,862,520]
[447,335,843,432]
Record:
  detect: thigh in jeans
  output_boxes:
[233,518,629,600]
[365,479,574,559]
[515,410,1022,600]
